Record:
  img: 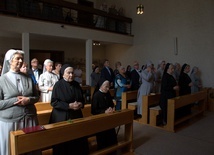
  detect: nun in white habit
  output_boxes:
[0,49,41,155]
[38,59,58,102]
[137,61,155,115]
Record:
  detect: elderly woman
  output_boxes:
[115,66,131,110]
[92,78,118,150]
[49,64,89,155]
[0,49,40,155]
[38,59,58,102]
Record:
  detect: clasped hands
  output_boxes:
[14,96,30,106]
[105,107,115,114]
[69,101,82,110]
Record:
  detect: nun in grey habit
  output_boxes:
[137,61,155,115]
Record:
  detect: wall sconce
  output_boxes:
[93,41,101,46]
[137,4,144,14]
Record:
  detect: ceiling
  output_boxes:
[0,30,112,46]
[0,30,85,43]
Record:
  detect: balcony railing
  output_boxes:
[0,0,132,35]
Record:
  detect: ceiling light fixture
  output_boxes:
[137,4,144,14]
[93,41,101,46]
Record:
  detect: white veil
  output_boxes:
[43,59,53,73]
[2,49,24,75]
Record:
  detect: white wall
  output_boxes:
[103,0,214,87]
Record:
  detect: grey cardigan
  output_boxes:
[0,72,39,122]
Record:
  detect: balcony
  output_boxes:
[0,0,132,35]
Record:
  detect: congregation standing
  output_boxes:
[95,59,202,125]
[0,47,204,154]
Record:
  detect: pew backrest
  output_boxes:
[141,93,161,124]
[35,102,52,125]
[10,109,134,155]
[82,104,92,117]
[35,102,52,111]
[121,90,138,109]
[35,102,92,125]
[165,90,207,132]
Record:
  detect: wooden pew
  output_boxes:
[35,102,52,125]
[121,90,138,110]
[149,105,161,126]
[121,91,161,125]
[149,90,179,127]
[35,102,92,125]
[35,102,52,111]
[141,93,161,124]
[82,104,92,117]
[165,90,207,132]
[10,109,134,155]
[35,87,114,125]
[90,86,96,99]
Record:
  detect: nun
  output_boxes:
[177,63,193,118]
[137,61,155,116]
[178,63,192,96]
[91,77,118,150]
[49,64,89,155]
[38,59,58,102]
[0,49,40,155]
[159,63,179,124]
